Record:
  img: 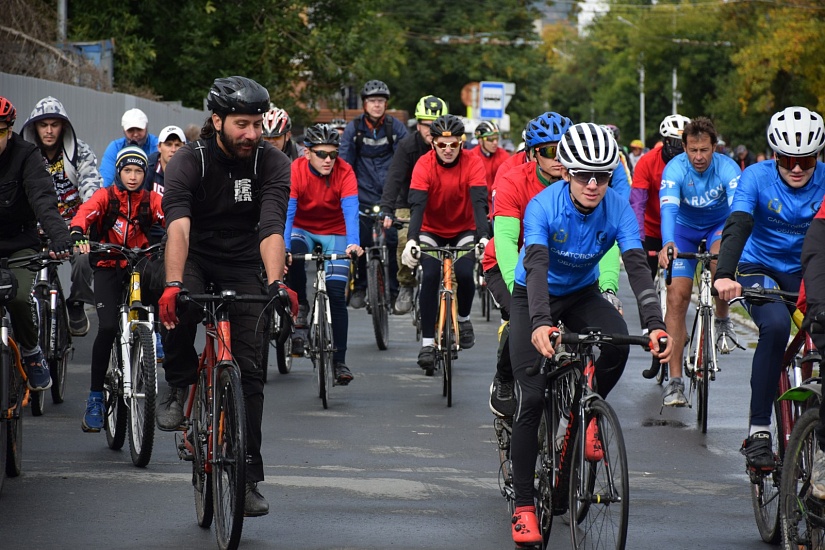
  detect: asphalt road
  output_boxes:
[0,270,773,550]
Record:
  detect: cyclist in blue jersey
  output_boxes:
[507,123,672,546]
[658,117,742,407]
[714,107,825,473]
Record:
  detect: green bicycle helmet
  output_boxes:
[414,96,447,122]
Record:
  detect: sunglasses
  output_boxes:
[776,154,817,171]
[481,135,499,142]
[569,170,612,186]
[435,141,461,150]
[536,144,558,159]
[0,127,10,139]
[312,149,339,160]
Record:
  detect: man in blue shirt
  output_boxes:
[658,117,741,407]
[100,108,159,187]
[714,107,825,474]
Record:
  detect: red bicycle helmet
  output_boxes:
[0,97,17,127]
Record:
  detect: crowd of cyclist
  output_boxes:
[3,75,825,545]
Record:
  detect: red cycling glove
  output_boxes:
[159,286,181,326]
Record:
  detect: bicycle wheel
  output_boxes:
[212,364,246,550]
[536,410,556,546]
[50,290,70,404]
[781,408,825,550]
[484,286,491,323]
[320,294,334,409]
[104,346,127,450]
[128,325,157,467]
[444,293,454,407]
[569,399,629,550]
[30,297,48,417]
[751,399,784,543]
[697,311,711,434]
[5,349,23,478]
[270,308,293,375]
[368,258,389,350]
[192,370,213,528]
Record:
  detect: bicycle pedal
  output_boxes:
[175,432,194,462]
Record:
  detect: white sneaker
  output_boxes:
[663,377,687,407]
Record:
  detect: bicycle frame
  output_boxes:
[436,253,459,357]
[117,262,157,401]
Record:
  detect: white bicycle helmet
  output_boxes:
[263,107,291,138]
[558,123,619,171]
[767,107,825,156]
[659,114,691,139]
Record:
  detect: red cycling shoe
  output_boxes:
[511,505,541,545]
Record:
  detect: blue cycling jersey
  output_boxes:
[659,152,741,244]
[514,182,641,295]
[734,160,825,274]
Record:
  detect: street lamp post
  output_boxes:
[639,61,645,145]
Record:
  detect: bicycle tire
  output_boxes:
[0,345,8,493]
[128,325,157,467]
[655,358,668,386]
[312,299,326,402]
[781,408,825,550]
[269,307,293,375]
[442,293,453,407]
[192,370,213,528]
[50,289,70,404]
[212,365,246,550]
[751,399,784,543]
[368,258,389,350]
[485,286,491,323]
[276,336,292,375]
[5,347,23,478]
[536,410,556,546]
[569,398,629,550]
[30,297,48,417]
[698,310,711,434]
[104,346,127,450]
[321,294,334,409]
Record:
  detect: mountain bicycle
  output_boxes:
[0,251,52,495]
[528,329,661,549]
[29,243,72,416]
[666,240,743,433]
[176,289,274,550]
[93,242,160,467]
[297,246,354,409]
[415,245,474,407]
[361,206,402,350]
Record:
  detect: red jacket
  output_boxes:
[70,186,164,268]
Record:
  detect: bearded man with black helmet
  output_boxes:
[339,80,408,310]
[156,76,291,516]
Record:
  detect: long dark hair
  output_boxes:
[200,115,218,139]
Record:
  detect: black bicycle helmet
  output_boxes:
[207,76,270,116]
[360,80,390,100]
[304,124,341,147]
[430,115,465,138]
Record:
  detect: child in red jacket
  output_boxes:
[69,146,164,433]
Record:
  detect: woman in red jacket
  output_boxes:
[69,146,164,433]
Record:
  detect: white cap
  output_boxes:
[121,108,148,131]
[158,125,186,143]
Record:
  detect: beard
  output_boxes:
[221,133,261,159]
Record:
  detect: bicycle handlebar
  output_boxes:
[90,242,162,262]
[413,245,475,259]
[178,290,274,306]
[527,331,663,376]
[712,284,799,306]
[1,251,58,271]
[295,251,357,263]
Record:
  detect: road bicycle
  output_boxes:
[665,241,743,433]
[0,251,52,495]
[416,245,474,407]
[361,206,402,350]
[777,309,825,550]
[94,242,160,467]
[260,282,293,382]
[475,257,492,322]
[29,242,72,416]
[718,285,809,544]
[645,250,670,385]
[176,289,273,550]
[296,246,353,409]
[527,329,660,550]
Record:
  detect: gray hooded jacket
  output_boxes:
[21,97,102,216]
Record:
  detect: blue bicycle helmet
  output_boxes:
[524,112,573,148]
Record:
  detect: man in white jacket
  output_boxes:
[21,96,103,336]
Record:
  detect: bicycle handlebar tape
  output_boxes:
[526,355,546,377]
[666,247,674,286]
